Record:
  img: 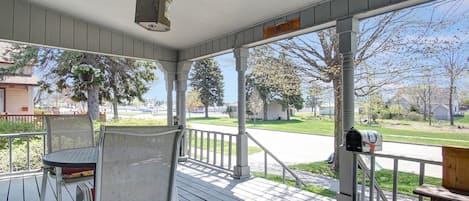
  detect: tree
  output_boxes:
[277,53,303,120]
[247,87,264,121]
[305,85,323,116]
[247,46,278,120]
[189,58,224,118]
[247,47,303,120]
[434,40,468,126]
[186,89,203,115]
[275,3,447,170]
[3,45,157,120]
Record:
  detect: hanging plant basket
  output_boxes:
[79,72,94,82]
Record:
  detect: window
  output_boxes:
[0,88,4,112]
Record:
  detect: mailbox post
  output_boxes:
[345,128,383,200]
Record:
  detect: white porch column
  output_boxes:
[233,47,250,179]
[160,61,177,126]
[337,17,358,201]
[176,61,192,158]
[165,71,175,126]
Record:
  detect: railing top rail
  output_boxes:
[187,128,238,137]
[245,132,306,187]
[0,131,47,137]
[357,152,442,166]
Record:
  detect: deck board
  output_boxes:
[8,177,23,201]
[0,162,334,201]
[24,176,40,201]
[0,178,9,201]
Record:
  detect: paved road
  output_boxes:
[190,123,442,178]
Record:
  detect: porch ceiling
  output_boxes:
[27,0,322,49]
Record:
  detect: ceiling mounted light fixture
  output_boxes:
[135,0,173,32]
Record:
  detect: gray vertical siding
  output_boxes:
[179,0,428,61]
[0,0,177,62]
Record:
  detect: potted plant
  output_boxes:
[72,64,100,82]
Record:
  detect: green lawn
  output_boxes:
[188,117,469,147]
[289,161,441,197]
[455,114,469,124]
[95,118,167,127]
[190,136,262,155]
[252,172,337,198]
[97,118,262,155]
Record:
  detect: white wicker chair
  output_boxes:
[45,115,95,153]
[41,115,95,201]
[89,126,182,201]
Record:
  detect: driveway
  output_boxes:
[189,123,442,178]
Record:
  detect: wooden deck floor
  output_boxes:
[0,161,333,201]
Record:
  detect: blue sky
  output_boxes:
[144,53,239,103]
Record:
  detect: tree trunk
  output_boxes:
[263,99,268,120]
[87,85,99,120]
[286,107,290,121]
[423,101,427,121]
[449,81,454,126]
[204,105,209,118]
[332,78,343,172]
[112,101,119,121]
[313,104,317,117]
[429,87,432,126]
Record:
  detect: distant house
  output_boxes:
[0,60,39,114]
[229,100,293,120]
[251,101,289,120]
[319,103,334,116]
[390,86,459,120]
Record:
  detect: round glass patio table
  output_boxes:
[42,146,97,168]
[40,147,97,201]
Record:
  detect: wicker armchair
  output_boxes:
[77,126,183,201]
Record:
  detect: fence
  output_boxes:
[0,113,83,130]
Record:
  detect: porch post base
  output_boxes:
[233,165,250,179]
[337,193,353,201]
[178,156,188,162]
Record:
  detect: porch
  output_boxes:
[0,0,444,200]
[0,161,331,201]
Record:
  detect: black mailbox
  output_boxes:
[346,128,382,153]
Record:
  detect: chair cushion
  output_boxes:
[76,182,95,201]
[51,167,94,179]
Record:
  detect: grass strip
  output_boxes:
[289,161,441,197]
[252,172,337,198]
[188,117,469,147]
[190,137,262,155]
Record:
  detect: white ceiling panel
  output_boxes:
[27,0,322,49]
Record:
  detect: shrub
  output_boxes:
[0,120,42,150]
[405,112,423,121]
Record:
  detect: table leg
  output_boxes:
[56,167,63,201]
[40,166,49,201]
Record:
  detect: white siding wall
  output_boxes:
[433,105,449,120]
[267,103,287,120]
[253,102,287,120]
[5,86,33,114]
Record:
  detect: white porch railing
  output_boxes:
[0,132,47,176]
[354,152,442,201]
[245,132,306,188]
[184,128,305,188]
[185,128,237,172]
